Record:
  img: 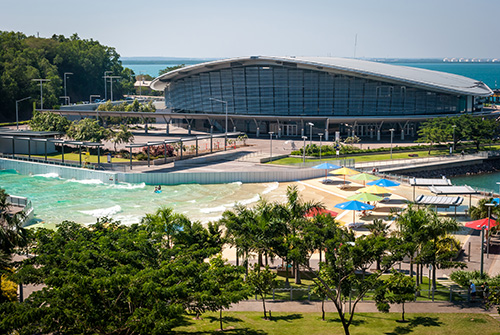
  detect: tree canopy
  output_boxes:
[0,31,135,122]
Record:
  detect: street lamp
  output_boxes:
[104,71,112,100]
[107,76,121,102]
[318,132,324,161]
[452,125,456,152]
[389,128,395,159]
[64,72,73,105]
[302,136,308,165]
[486,202,496,258]
[307,122,314,146]
[268,132,274,161]
[209,98,228,151]
[497,182,500,197]
[31,79,51,109]
[481,226,486,276]
[15,97,31,130]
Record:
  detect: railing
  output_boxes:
[355,153,483,170]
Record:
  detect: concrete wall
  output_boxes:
[1,158,324,185]
[0,138,56,155]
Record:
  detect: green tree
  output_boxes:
[66,118,110,142]
[246,264,277,320]
[376,269,416,322]
[416,117,450,154]
[111,124,134,152]
[205,255,249,330]
[459,114,499,150]
[141,206,183,249]
[159,64,185,76]
[29,110,70,133]
[469,197,500,220]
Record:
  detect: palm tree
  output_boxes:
[469,197,499,220]
[141,206,183,249]
[111,124,134,152]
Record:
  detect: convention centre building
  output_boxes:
[150,56,493,141]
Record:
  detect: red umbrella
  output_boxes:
[305,208,338,218]
[465,218,497,230]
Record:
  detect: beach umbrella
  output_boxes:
[335,200,374,223]
[346,192,383,202]
[358,185,391,194]
[367,178,400,187]
[350,172,378,186]
[465,218,498,230]
[331,167,358,185]
[305,208,338,218]
[312,162,342,180]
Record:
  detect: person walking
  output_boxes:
[470,281,476,301]
[482,282,489,303]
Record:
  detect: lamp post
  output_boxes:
[209,98,228,151]
[480,226,486,276]
[269,131,274,161]
[452,125,456,152]
[15,97,31,130]
[104,71,112,100]
[389,128,395,159]
[486,202,496,258]
[318,132,324,161]
[307,122,314,146]
[302,136,307,165]
[31,79,51,109]
[64,72,73,105]
[496,182,500,197]
[108,76,121,102]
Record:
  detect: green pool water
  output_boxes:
[0,169,283,229]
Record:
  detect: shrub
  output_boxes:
[141,145,175,157]
[450,270,488,287]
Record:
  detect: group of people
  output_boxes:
[153,185,162,193]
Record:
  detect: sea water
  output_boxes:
[0,169,283,229]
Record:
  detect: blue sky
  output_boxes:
[1,0,499,59]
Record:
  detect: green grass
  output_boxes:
[269,150,450,165]
[172,312,499,334]
[30,152,133,163]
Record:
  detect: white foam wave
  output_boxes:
[79,205,122,217]
[238,194,261,206]
[33,172,60,179]
[66,179,103,185]
[109,182,146,190]
[231,181,243,186]
[200,205,227,214]
[262,182,279,194]
[187,199,196,203]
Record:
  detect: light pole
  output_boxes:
[31,79,51,109]
[497,182,500,196]
[486,202,496,258]
[209,98,228,151]
[307,122,314,146]
[480,226,486,276]
[108,76,121,102]
[452,125,456,152]
[318,132,324,161]
[269,131,274,161]
[302,136,307,165]
[15,97,31,130]
[104,71,112,100]
[64,72,73,105]
[389,128,395,159]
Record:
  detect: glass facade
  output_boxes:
[166,65,464,117]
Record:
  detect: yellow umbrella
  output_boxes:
[349,172,378,186]
[357,185,391,194]
[330,167,358,185]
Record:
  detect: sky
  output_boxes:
[1,0,499,59]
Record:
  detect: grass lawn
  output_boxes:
[172,312,499,334]
[30,152,133,163]
[268,150,448,165]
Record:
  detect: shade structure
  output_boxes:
[335,200,375,224]
[312,162,342,180]
[347,193,383,202]
[465,218,498,230]
[305,208,338,218]
[331,167,358,185]
[350,172,378,186]
[367,178,400,187]
[358,185,391,194]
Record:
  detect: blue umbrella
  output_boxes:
[367,178,400,187]
[312,162,342,180]
[335,200,375,224]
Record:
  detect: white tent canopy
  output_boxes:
[409,176,452,186]
[415,195,463,207]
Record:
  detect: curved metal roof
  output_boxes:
[150,56,493,96]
